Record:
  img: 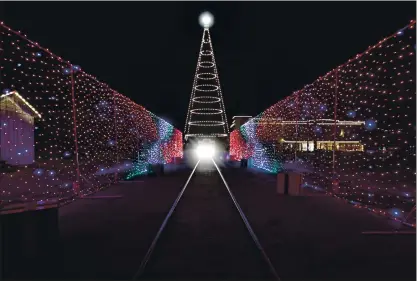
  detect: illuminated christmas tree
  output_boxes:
[184,12,229,141]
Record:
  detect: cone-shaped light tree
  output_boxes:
[184,12,229,141]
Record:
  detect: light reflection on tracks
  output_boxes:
[132,159,280,281]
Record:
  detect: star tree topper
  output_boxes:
[199,11,214,28]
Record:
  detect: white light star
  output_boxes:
[199,11,214,28]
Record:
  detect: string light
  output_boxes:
[190,108,223,115]
[231,20,416,226]
[194,84,220,91]
[184,15,229,140]
[0,22,183,206]
[192,96,221,103]
[197,73,217,80]
[188,120,226,126]
[185,133,228,138]
[198,62,215,68]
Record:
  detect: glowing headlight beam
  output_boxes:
[195,143,215,160]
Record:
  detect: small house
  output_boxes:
[0,91,41,165]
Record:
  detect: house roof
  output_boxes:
[0,90,42,118]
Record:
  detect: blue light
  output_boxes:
[72,65,81,72]
[319,104,327,112]
[35,52,42,57]
[98,101,108,109]
[347,110,356,118]
[63,68,71,75]
[108,140,115,146]
[34,168,44,176]
[17,152,21,156]
[365,119,377,131]
[60,182,72,189]
[17,63,22,67]
[63,151,72,157]
[314,126,322,134]
[2,123,6,126]
[2,88,11,94]
[389,208,403,218]
[48,170,56,177]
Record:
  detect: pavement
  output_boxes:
[224,168,416,281]
[59,171,189,279]
[54,163,415,280]
[141,166,273,280]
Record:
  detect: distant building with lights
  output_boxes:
[231,116,252,131]
[0,91,41,165]
[252,118,365,152]
[281,140,363,152]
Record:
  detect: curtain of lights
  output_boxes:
[0,22,183,207]
[230,21,416,226]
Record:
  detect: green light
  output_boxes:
[125,161,148,180]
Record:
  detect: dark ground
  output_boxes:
[140,165,273,280]
[56,164,415,280]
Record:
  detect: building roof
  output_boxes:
[232,115,252,119]
[0,90,42,118]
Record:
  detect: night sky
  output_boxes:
[0,2,415,130]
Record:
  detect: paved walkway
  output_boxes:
[57,165,415,280]
[59,171,190,279]
[224,168,415,281]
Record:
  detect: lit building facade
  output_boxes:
[0,91,41,165]
[252,118,365,152]
[230,116,252,131]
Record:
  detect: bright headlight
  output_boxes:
[195,144,215,159]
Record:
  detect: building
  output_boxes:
[281,140,364,152]
[0,91,41,165]
[252,118,365,152]
[230,116,252,131]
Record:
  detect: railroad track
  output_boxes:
[132,159,280,280]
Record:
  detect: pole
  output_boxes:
[402,205,416,225]
[332,69,338,176]
[136,134,140,165]
[70,67,81,196]
[294,93,300,160]
[113,91,119,183]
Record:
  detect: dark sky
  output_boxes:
[0,2,415,130]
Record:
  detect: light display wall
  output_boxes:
[231,21,416,226]
[0,22,183,206]
[229,129,247,161]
